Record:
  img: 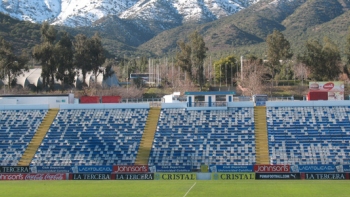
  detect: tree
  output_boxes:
[238,58,268,96]
[299,37,342,81]
[0,37,28,90]
[89,33,106,82]
[266,30,293,78]
[175,40,192,79]
[33,22,57,90]
[189,31,207,90]
[73,34,91,87]
[55,31,75,89]
[213,55,238,86]
[175,31,207,90]
[102,58,116,79]
[73,33,106,87]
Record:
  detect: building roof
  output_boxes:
[0,68,119,88]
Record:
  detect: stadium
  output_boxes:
[1,82,350,197]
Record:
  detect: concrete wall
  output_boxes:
[59,103,149,110]
[161,103,187,108]
[0,96,69,109]
[0,104,49,110]
[0,98,17,105]
[266,101,350,107]
[227,102,254,108]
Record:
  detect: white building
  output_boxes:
[0,68,119,89]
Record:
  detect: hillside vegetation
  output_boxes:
[1,0,350,59]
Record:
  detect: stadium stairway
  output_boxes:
[254,106,270,164]
[17,109,59,166]
[135,107,161,165]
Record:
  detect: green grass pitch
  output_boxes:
[1,180,349,197]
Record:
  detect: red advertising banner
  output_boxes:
[0,173,66,180]
[113,165,149,173]
[101,96,121,103]
[254,165,290,173]
[80,96,100,103]
[307,92,328,101]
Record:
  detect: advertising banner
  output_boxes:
[342,165,350,172]
[309,81,344,92]
[0,166,30,173]
[303,173,348,180]
[113,165,149,173]
[0,173,66,180]
[309,81,344,100]
[115,173,154,180]
[290,165,336,173]
[31,166,71,173]
[255,173,300,180]
[254,165,290,173]
[72,166,113,173]
[150,166,191,172]
[154,173,196,180]
[210,165,253,172]
[212,173,255,180]
[71,173,111,180]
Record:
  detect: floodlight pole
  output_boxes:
[240,56,243,81]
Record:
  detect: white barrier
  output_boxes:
[161,103,187,108]
[59,103,150,110]
[0,104,49,110]
[266,101,350,107]
[227,102,254,108]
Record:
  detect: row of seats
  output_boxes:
[0,110,47,166]
[149,108,256,169]
[31,109,148,166]
[267,106,350,165]
[3,106,350,167]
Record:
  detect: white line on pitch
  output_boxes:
[183,182,197,197]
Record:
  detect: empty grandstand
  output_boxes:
[149,107,256,169]
[31,108,149,166]
[0,109,48,166]
[267,106,350,165]
[2,92,350,176]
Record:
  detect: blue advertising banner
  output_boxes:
[31,166,71,173]
[150,166,191,172]
[290,165,336,173]
[72,166,113,173]
[342,165,350,172]
[209,165,254,172]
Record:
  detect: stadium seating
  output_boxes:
[267,106,350,165]
[31,109,148,166]
[149,108,256,169]
[0,109,48,166]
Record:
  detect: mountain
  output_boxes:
[140,0,350,57]
[0,0,259,27]
[1,0,350,59]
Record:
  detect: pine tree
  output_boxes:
[55,31,75,89]
[299,37,341,81]
[33,22,57,90]
[266,30,293,78]
[0,37,28,89]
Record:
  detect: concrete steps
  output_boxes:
[17,109,59,166]
[254,106,270,164]
[134,107,161,165]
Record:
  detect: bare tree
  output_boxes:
[238,60,268,96]
[293,63,309,81]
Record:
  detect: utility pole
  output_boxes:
[240,56,243,81]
